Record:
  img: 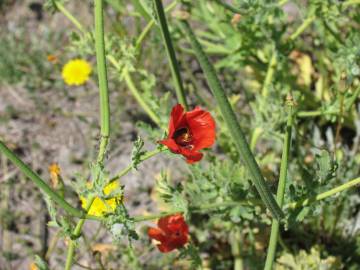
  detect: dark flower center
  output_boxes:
[173,127,193,148]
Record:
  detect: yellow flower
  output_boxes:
[80,181,122,217]
[62,59,91,86]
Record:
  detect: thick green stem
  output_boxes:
[65,1,111,268]
[0,140,87,219]
[180,20,283,220]
[264,103,293,270]
[152,0,188,110]
[95,0,110,164]
[287,177,360,209]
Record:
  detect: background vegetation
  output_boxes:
[0,0,360,269]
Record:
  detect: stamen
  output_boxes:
[173,127,193,147]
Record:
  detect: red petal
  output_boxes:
[157,215,173,234]
[179,148,204,164]
[148,227,165,242]
[167,217,189,235]
[158,138,180,153]
[168,104,186,137]
[153,214,189,253]
[185,107,216,151]
[157,243,174,253]
[168,235,188,250]
[158,214,186,234]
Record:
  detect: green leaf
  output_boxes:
[316,150,337,183]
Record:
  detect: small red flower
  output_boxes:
[159,104,216,163]
[147,214,189,253]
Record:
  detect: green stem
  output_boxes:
[54,0,161,130]
[287,177,360,209]
[95,0,110,164]
[106,55,162,128]
[108,147,165,184]
[277,0,289,6]
[152,0,188,110]
[264,102,294,270]
[0,140,87,219]
[54,1,87,34]
[123,69,163,127]
[65,1,110,268]
[345,85,360,111]
[289,13,316,41]
[179,20,283,220]
[134,175,360,222]
[230,229,243,270]
[134,210,181,222]
[65,176,360,223]
[297,110,338,118]
[250,127,263,151]
[323,20,345,45]
[131,0,152,21]
[133,200,247,222]
[64,196,96,270]
[262,49,277,98]
[135,1,178,51]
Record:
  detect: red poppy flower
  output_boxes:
[147,214,189,253]
[159,104,216,163]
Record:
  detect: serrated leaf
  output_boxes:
[131,136,146,170]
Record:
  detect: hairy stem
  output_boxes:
[264,101,294,270]
[180,20,283,220]
[65,0,110,268]
[95,0,111,164]
[109,147,165,184]
[152,0,188,110]
[64,196,96,270]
